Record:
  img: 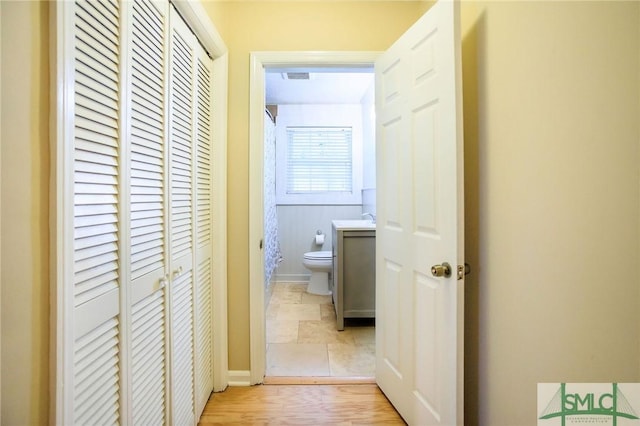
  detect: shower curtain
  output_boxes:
[264,109,282,285]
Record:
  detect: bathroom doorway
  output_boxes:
[248,5,466,418]
[261,66,377,380]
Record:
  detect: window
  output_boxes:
[274,104,363,205]
[286,126,353,194]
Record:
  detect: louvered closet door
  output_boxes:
[194,42,214,416]
[126,0,170,424]
[58,1,219,423]
[72,0,122,424]
[168,6,197,425]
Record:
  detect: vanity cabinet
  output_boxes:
[332,221,376,330]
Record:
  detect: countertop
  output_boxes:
[331,219,376,230]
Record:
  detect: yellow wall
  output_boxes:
[202,1,430,371]
[0,1,50,424]
[461,1,640,424]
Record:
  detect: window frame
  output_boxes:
[285,125,354,194]
[275,104,363,205]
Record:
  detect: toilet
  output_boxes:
[302,251,333,296]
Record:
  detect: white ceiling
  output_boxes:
[265,71,374,105]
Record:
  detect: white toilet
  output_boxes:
[302,251,333,296]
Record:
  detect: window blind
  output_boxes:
[286,126,353,194]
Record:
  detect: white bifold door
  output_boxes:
[53,1,215,424]
[168,6,215,424]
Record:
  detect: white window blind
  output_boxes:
[286,126,353,194]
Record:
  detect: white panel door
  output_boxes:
[375,1,464,425]
[168,5,196,425]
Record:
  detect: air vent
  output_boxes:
[283,72,310,80]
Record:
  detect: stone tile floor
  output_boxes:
[266,282,375,377]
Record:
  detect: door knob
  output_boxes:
[431,262,452,278]
[158,275,168,289]
[173,266,183,279]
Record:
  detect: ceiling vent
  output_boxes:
[282,72,310,80]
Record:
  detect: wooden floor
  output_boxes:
[198,384,406,425]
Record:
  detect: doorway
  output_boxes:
[248,3,465,422]
[263,68,376,379]
[248,52,381,384]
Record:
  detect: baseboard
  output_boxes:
[263,376,376,385]
[227,370,251,386]
[273,274,309,283]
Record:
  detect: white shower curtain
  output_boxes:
[264,110,282,285]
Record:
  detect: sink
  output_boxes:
[331,219,376,230]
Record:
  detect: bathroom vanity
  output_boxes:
[331,220,376,331]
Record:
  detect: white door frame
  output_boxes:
[248,51,381,384]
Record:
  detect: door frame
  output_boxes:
[248,51,381,384]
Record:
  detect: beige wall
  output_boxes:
[202,1,430,371]
[0,1,50,424]
[461,1,640,424]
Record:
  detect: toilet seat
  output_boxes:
[303,250,332,261]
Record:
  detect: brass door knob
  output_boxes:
[431,262,452,278]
